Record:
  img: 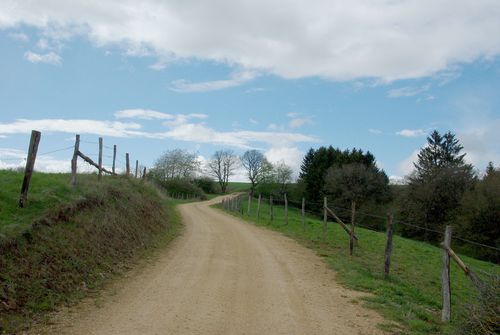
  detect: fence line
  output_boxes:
[219,191,498,323]
[15,130,148,206]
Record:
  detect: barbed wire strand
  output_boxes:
[242,195,500,252]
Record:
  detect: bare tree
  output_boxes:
[274,161,293,194]
[151,149,200,181]
[241,150,270,195]
[207,149,238,193]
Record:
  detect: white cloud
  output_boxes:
[398,149,420,176]
[24,51,61,65]
[0,148,86,173]
[8,32,29,41]
[162,114,208,127]
[114,109,174,120]
[159,123,317,149]
[289,117,313,129]
[0,119,144,137]
[36,38,50,50]
[369,128,382,134]
[396,129,428,137]
[264,146,303,178]
[388,84,431,98]
[459,118,500,170]
[249,118,258,125]
[267,123,285,131]
[389,175,406,185]
[3,1,500,81]
[170,71,257,92]
[0,116,318,150]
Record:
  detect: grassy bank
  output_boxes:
[0,171,180,334]
[214,195,499,334]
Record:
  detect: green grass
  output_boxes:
[0,170,182,333]
[214,195,499,335]
[226,182,251,193]
[0,170,91,239]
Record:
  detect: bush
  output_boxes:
[193,177,218,194]
[454,274,500,335]
[158,178,206,199]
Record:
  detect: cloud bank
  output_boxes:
[2,1,500,81]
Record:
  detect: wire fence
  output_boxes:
[220,192,498,322]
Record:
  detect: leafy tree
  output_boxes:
[274,161,294,195]
[324,163,390,254]
[324,163,390,208]
[455,163,500,262]
[150,149,200,181]
[299,146,378,206]
[241,150,271,195]
[207,150,239,193]
[400,130,476,241]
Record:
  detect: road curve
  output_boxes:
[44,197,387,335]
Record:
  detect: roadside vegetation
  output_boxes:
[214,196,500,335]
[0,171,181,334]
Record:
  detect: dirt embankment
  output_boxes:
[0,179,173,334]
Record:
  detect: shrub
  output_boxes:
[158,178,206,199]
[193,177,218,194]
[454,274,500,335]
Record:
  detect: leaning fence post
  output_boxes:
[142,166,147,179]
[349,200,356,255]
[257,194,261,221]
[284,193,288,225]
[112,144,116,174]
[301,197,305,231]
[71,134,80,186]
[19,130,41,208]
[98,137,103,181]
[126,153,130,176]
[384,213,394,277]
[441,225,452,322]
[323,197,327,242]
[247,192,251,215]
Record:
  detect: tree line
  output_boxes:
[147,130,498,262]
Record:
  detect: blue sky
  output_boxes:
[1,1,499,181]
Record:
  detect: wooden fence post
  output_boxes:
[284,193,288,225]
[142,167,147,179]
[247,192,251,215]
[301,197,305,231]
[384,213,394,277]
[126,153,130,176]
[257,194,261,221]
[270,196,274,222]
[19,130,41,208]
[135,160,139,178]
[71,134,80,186]
[441,225,452,322]
[98,137,103,181]
[349,200,356,255]
[323,197,327,242]
[112,144,116,174]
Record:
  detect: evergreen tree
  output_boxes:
[401,130,476,241]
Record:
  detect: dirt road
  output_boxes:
[45,197,387,335]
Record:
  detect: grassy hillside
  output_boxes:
[214,195,500,335]
[0,170,180,333]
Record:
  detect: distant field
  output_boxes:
[214,195,500,335]
[226,182,251,192]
